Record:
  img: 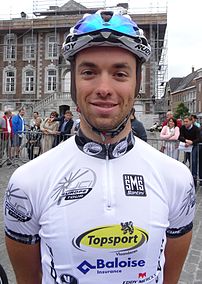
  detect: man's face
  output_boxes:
[184,118,192,128]
[33,112,38,119]
[64,113,72,121]
[75,46,137,132]
[20,109,25,116]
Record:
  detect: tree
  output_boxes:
[174,102,189,119]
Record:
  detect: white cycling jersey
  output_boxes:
[4,132,195,284]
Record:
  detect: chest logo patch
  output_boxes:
[51,168,96,206]
[123,174,146,197]
[72,221,148,253]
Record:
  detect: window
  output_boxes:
[3,68,16,93]
[24,36,36,60]
[47,69,57,91]
[4,34,16,61]
[6,71,15,92]
[47,35,58,58]
[22,66,35,93]
[25,70,34,92]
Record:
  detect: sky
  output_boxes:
[1,0,202,80]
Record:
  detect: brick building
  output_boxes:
[164,67,202,122]
[0,0,167,119]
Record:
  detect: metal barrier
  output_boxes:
[0,130,201,185]
[147,137,202,185]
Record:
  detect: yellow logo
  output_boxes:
[73,222,148,252]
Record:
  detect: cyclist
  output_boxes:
[4,10,195,284]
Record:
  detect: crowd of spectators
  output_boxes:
[0,108,202,186]
[0,108,78,166]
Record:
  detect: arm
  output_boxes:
[160,126,170,139]
[5,236,42,284]
[12,115,18,134]
[163,231,192,284]
[168,126,180,140]
[178,126,186,142]
[63,120,74,136]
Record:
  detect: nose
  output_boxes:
[95,73,112,97]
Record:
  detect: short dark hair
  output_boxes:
[191,114,198,119]
[65,110,73,116]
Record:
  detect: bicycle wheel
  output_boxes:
[0,264,8,284]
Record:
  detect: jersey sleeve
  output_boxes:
[4,167,41,245]
[166,163,196,238]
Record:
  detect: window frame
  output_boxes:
[4,33,17,61]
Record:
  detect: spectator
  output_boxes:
[40,111,59,153]
[0,110,13,166]
[26,117,42,160]
[162,111,182,128]
[30,111,41,128]
[53,110,74,146]
[130,108,147,142]
[191,114,200,128]
[160,118,180,159]
[0,114,6,167]
[179,115,200,186]
[11,108,26,158]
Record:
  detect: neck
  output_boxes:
[79,119,132,144]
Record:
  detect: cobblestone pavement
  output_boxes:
[0,164,202,284]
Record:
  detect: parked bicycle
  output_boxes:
[0,264,8,284]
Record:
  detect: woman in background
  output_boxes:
[160,117,180,159]
[40,111,59,153]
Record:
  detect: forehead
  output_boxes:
[75,46,137,66]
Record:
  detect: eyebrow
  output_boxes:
[77,61,132,70]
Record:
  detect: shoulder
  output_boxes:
[134,138,192,182]
[10,136,77,192]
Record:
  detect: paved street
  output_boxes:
[0,164,202,284]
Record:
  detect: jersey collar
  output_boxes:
[75,130,135,159]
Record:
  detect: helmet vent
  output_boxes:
[100,11,113,22]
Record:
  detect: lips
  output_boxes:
[91,102,118,108]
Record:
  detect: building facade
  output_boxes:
[165,67,202,122]
[0,0,167,119]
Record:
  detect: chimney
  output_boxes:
[21,11,27,19]
[117,3,129,9]
[192,66,195,73]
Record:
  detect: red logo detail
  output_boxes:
[138,272,146,278]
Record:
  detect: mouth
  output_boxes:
[91,102,118,108]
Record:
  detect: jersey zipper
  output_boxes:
[105,144,112,210]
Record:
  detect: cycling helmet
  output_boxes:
[63,10,151,63]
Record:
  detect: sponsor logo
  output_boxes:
[60,274,78,284]
[73,221,148,253]
[180,184,195,216]
[5,183,33,222]
[83,142,102,156]
[135,44,151,56]
[122,273,158,283]
[138,272,147,278]
[123,175,146,197]
[64,42,76,52]
[51,168,96,206]
[77,257,145,275]
[112,141,128,157]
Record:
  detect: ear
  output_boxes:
[76,106,81,113]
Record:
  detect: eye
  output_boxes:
[114,71,128,80]
[81,69,95,77]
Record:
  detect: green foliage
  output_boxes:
[174,102,189,119]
